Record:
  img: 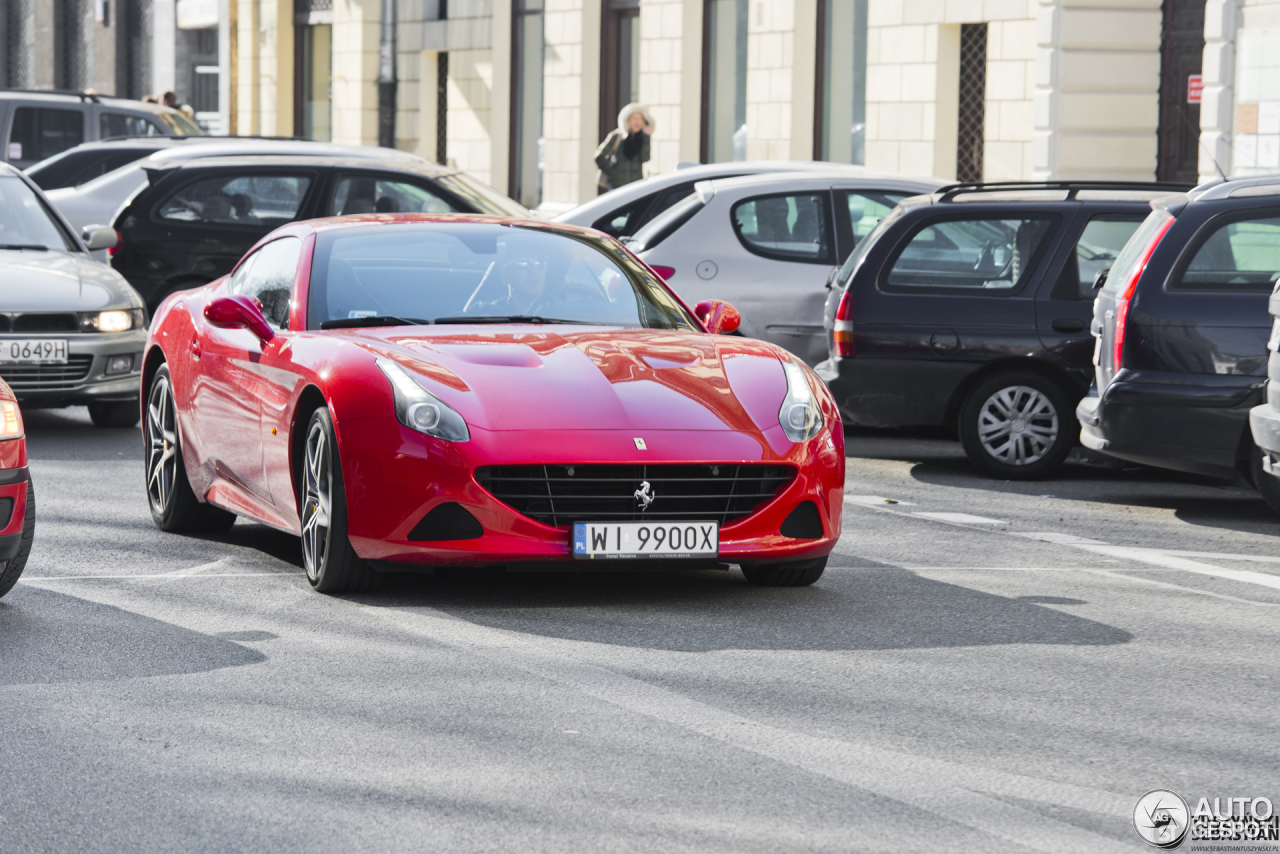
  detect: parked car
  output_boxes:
[553,161,902,239]
[1080,176,1280,482]
[816,181,1189,479]
[1249,281,1280,513]
[0,378,35,599]
[142,214,843,592]
[45,139,427,254]
[628,171,942,365]
[25,137,197,191]
[0,162,146,427]
[111,155,529,311]
[1,90,203,169]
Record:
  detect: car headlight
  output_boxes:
[80,309,145,333]
[778,359,824,442]
[0,401,21,440]
[376,358,470,443]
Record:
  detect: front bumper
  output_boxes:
[0,330,146,408]
[1250,402,1280,478]
[1077,370,1262,479]
[337,419,845,569]
[0,465,30,562]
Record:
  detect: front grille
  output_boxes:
[0,313,80,332]
[0,355,93,388]
[476,464,795,527]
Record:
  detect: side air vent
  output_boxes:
[780,501,824,539]
[408,502,484,541]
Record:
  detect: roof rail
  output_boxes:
[935,180,1193,202]
[0,88,104,102]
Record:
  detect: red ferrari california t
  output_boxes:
[141,215,844,593]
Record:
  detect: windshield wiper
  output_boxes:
[433,315,595,325]
[319,315,430,330]
[0,244,50,251]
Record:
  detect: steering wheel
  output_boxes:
[528,286,608,316]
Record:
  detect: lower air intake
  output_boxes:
[408,502,484,541]
[780,501,824,539]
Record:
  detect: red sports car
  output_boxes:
[0,378,35,599]
[141,215,844,593]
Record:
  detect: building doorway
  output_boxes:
[1157,0,1204,183]
[600,0,640,143]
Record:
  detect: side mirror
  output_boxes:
[693,299,741,335]
[83,226,118,251]
[1092,267,1110,291]
[204,295,275,343]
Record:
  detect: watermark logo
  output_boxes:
[1135,789,1191,849]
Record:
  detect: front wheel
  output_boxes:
[0,476,36,599]
[958,372,1078,480]
[89,400,141,428]
[299,407,377,594]
[145,365,236,532]
[741,557,826,587]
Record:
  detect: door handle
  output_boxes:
[1051,318,1086,333]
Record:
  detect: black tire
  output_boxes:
[144,364,236,533]
[741,556,827,587]
[1249,442,1280,516]
[0,476,36,599]
[299,407,377,594]
[89,400,141,428]
[958,371,1078,480]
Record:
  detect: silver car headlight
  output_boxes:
[79,309,145,333]
[376,358,470,443]
[778,359,824,442]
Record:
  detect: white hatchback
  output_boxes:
[629,171,941,365]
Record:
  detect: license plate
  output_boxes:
[0,339,68,364]
[573,521,719,560]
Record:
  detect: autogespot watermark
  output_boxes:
[1134,789,1280,850]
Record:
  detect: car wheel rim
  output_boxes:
[301,420,331,581]
[145,376,178,515]
[977,385,1059,466]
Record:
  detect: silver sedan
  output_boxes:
[0,163,147,427]
[627,171,941,365]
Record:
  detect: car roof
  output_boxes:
[552,160,928,223]
[1183,172,1280,203]
[270,212,600,238]
[892,180,1194,210]
[0,89,186,116]
[694,170,944,196]
[160,154,452,178]
[146,139,425,165]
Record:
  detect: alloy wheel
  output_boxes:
[145,376,178,515]
[301,419,332,581]
[977,385,1059,466]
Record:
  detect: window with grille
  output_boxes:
[956,23,987,183]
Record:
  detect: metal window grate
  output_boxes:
[476,464,796,528]
[0,355,93,389]
[956,23,987,184]
[437,51,448,165]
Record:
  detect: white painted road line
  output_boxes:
[1079,545,1280,592]
[912,512,1005,524]
[371,603,1134,854]
[844,495,916,507]
[1013,532,1109,546]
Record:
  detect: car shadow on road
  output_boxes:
[363,564,1133,653]
[0,586,265,685]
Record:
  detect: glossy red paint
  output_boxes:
[694,300,742,335]
[0,379,29,540]
[205,295,276,343]
[143,215,845,569]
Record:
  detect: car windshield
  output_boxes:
[157,111,206,136]
[307,223,699,331]
[0,176,77,252]
[434,172,530,217]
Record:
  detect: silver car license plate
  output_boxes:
[0,338,68,364]
[573,521,719,560]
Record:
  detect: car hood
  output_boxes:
[0,250,143,311]
[349,326,792,437]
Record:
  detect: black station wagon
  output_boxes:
[817,181,1188,479]
[110,155,528,311]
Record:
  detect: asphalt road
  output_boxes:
[3,409,1278,853]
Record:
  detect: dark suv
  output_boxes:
[817,181,1188,479]
[1081,177,1279,482]
[110,155,528,310]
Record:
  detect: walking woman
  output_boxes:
[595,103,654,193]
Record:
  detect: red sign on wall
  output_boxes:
[1187,74,1204,104]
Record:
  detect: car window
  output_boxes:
[1171,211,1280,293]
[1058,215,1145,299]
[307,223,698,331]
[8,108,84,163]
[731,192,834,264]
[432,172,530,216]
[156,111,205,136]
[884,215,1057,292]
[843,191,908,244]
[592,194,655,238]
[229,237,301,328]
[626,193,705,252]
[0,175,78,252]
[836,203,906,288]
[157,174,312,226]
[1099,208,1175,297]
[100,113,166,139]
[328,176,458,216]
